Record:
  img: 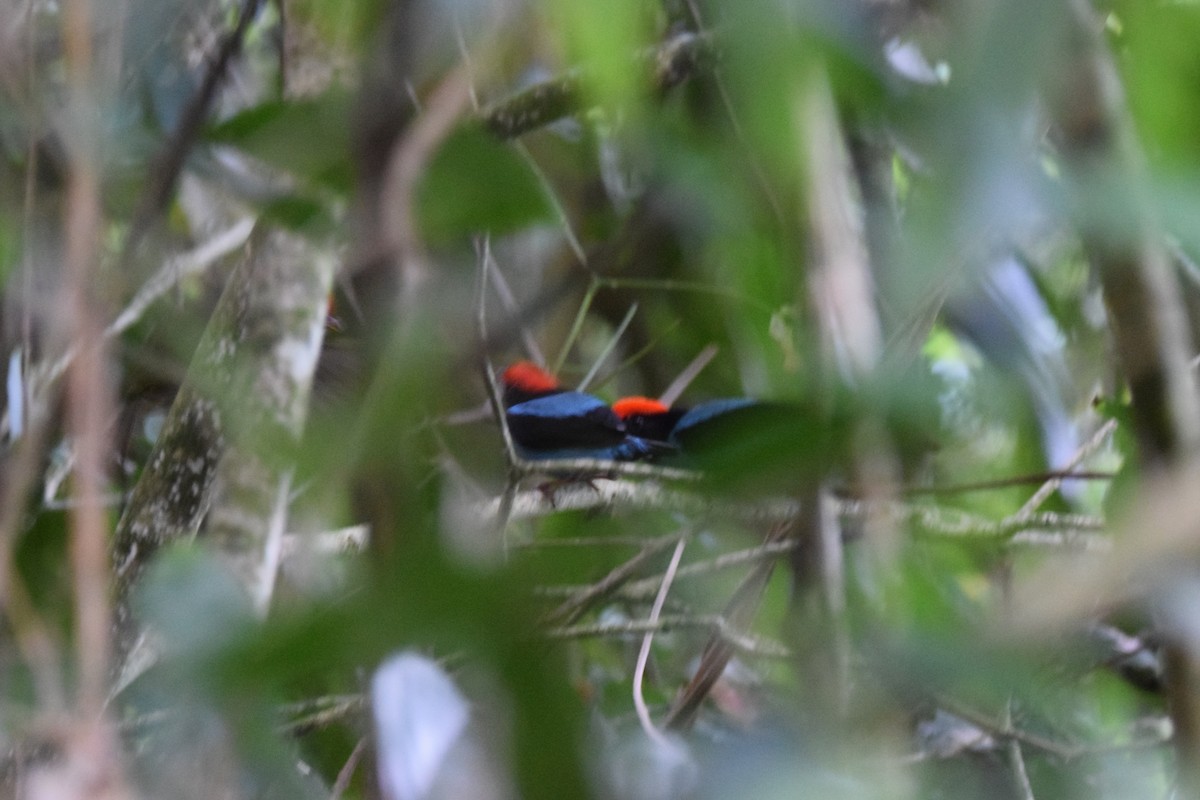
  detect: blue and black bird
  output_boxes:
[500,362,663,462]
[614,394,839,489]
[613,396,760,454]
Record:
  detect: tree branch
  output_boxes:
[479,30,717,140]
[112,226,335,681]
[123,0,265,255]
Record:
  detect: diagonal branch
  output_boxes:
[123,0,265,255]
[111,226,335,688]
[479,30,717,140]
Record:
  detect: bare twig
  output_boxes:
[663,520,795,730]
[479,474,758,523]
[58,0,133,794]
[544,614,790,658]
[537,539,802,604]
[514,534,663,549]
[516,140,589,266]
[617,539,800,601]
[1004,701,1037,800]
[106,219,256,339]
[844,500,1106,541]
[480,479,1105,547]
[898,469,1116,497]
[577,303,637,392]
[382,61,475,304]
[482,251,545,366]
[330,737,368,800]
[552,281,599,376]
[456,22,590,269]
[679,0,785,227]
[658,345,718,407]
[633,537,686,745]
[118,692,367,738]
[279,695,366,737]
[1006,529,1111,551]
[62,0,112,723]
[541,533,685,626]
[510,453,700,484]
[936,695,1079,761]
[9,218,256,440]
[478,236,520,470]
[280,525,370,559]
[477,236,523,540]
[1014,419,1118,518]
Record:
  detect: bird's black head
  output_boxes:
[612,396,686,442]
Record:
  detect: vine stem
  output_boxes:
[634,537,687,746]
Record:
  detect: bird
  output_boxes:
[614,394,838,487]
[500,360,563,407]
[613,396,760,452]
[498,362,662,462]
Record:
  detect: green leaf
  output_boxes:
[260,194,335,235]
[416,123,553,242]
[544,0,654,110]
[206,91,354,192]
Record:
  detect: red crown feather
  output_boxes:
[501,361,560,394]
[612,396,670,418]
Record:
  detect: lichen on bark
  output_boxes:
[112,225,335,657]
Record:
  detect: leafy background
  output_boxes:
[1,0,1199,798]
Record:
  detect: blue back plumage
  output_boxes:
[504,392,673,462]
[505,390,635,459]
[507,392,609,420]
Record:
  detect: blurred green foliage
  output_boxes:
[417,124,554,241]
[207,91,356,192]
[5,0,1198,797]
